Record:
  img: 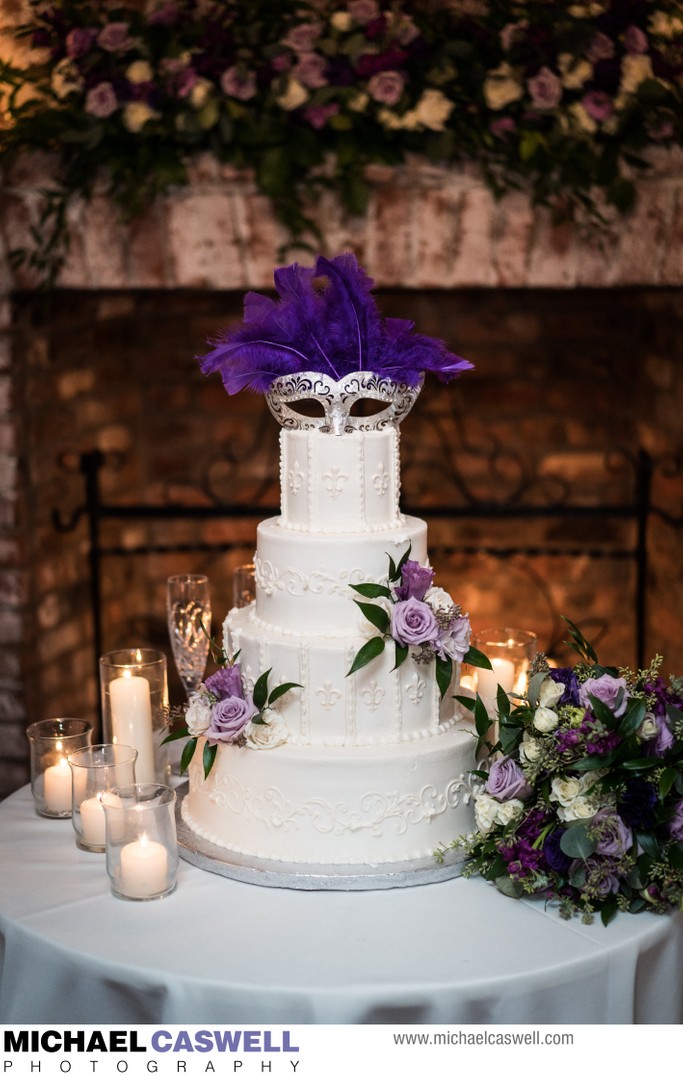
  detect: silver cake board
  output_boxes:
[175,784,465,892]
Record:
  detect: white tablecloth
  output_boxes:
[1,786,681,1024]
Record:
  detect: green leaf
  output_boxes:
[559,822,597,860]
[636,831,661,860]
[202,741,218,779]
[600,901,619,927]
[355,601,390,634]
[462,646,491,671]
[527,670,548,710]
[252,668,271,710]
[350,583,392,599]
[474,695,494,739]
[435,655,453,700]
[161,726,190,744]
[562,616,598,662]
[494,874,524,899]
[668,843,683,870]
[619,697,647,739]
[347,636,386,676]
[393,643,409,671]
[179,737,198,775]
[496,683,510,721]
[267,681,301,705]
[395,544,412,576]
[454,693,476,712]
[658,767,677,800]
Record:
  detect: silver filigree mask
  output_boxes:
[266,371,424,435]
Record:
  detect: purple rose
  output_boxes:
[587,32,615,63]
[85,82,118,119]
[579,674,629,717]
[293,52,328,89]
[97,22,133,54]
[624,25,648,55]
[592,809,633,857]
[391,597,439,648]
[580,857,621,897]
[526,66,562,110]
[669,800,683,842]
[207,695,257,743]
[304,103,340,129]
[582,91,613,123]
[486,757,531,802]
[66,28,98,59]
[367,70,405,105]
[220,66,258,101]
[205,665,244,700]
[394,560,434,601]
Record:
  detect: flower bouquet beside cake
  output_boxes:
[445,619,683,924]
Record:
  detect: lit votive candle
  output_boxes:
[44,754,73,814]
[109,674,156,784]
[477,656,515,700]
[79,795,106,847]
[120,834,168,899]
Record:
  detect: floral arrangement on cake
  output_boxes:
[441,620,683,924]
[200,252,472,394]
[3,2,681,281]
[164,640,300,777]
[348,545,490,695]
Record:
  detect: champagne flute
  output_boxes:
[166,574,212,698]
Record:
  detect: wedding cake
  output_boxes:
[179,254,482,876]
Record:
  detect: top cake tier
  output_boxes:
[280,427,403,533]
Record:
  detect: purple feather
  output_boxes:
[198,253,473,394]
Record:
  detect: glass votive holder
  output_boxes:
[26,718,93,818]
[68,744,138,852]
[473,628,538,706]
[232,562,255,609]
[99,649,169,786]
[102,783,178,901]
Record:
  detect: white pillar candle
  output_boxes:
[44,755,72,814]
[109,674,156,783]
[120,835,168,898]
[477,656,516,702]
[79,795,106,846]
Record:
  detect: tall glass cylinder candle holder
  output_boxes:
[68,744,138,852]
[473,628,538,710]
[26,719,93,818]
[232,563,255,609]
[102,784,178,901]
[100,649,169,785]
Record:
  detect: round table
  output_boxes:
[1,786,681,1024]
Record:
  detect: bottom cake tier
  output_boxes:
[181,722,479,867]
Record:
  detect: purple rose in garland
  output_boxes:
[669,800,683,842]
[207,694,258,743]
[579,673,629,716]
[486,757,531,802]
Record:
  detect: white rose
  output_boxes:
[275,77,308,111]
[638,714,659,741]
[557,795,600,822]
[533,705,559,732]
[557,54,593,90]
[649,12,683,38]
[189,78,213,109]
[413,89,454,131]
[620,54,653,95]
[569,101,597,134]
[538,677,564,708]
[348,92,369,113]
[245,715,288,750]
[483,63,524,110]
[424,586,456,619]
[331,11,353,31]
[122,102,159,132]
[185,693,212,736]
[550,775,583,807]
[51,58,83,99]
[126,60,153,84]
[474,792,500,833]
[519,733,542,763]
[495,798,525,826]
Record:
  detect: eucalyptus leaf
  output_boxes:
[494,874,524,899]
[347,636,385,676]
[527,670,548,710]
[559,822,596,860]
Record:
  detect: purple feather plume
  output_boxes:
[198,253,473,394]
